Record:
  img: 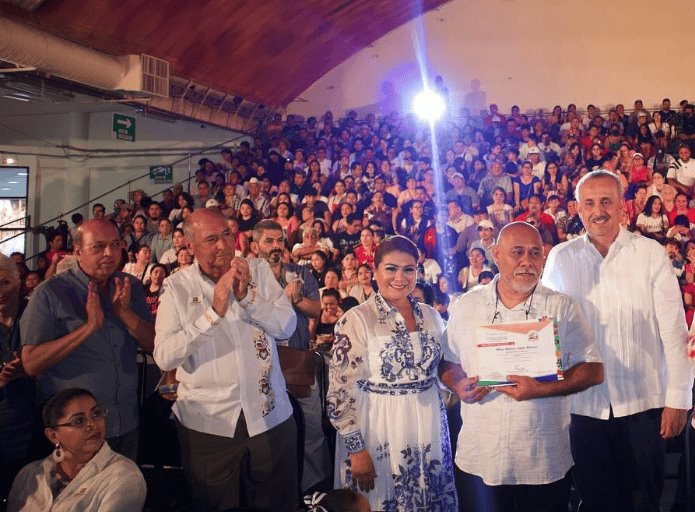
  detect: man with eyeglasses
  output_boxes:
[20,219,154,461]
[440,222,603,511]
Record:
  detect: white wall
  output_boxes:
[288,0,695,117]
[0,108,251,255]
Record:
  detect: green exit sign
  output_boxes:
[112,113,136,142]
[150,165,173,184]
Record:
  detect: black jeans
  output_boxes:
[570,408,666,512]
[455,468,571,512]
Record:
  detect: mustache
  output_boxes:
[265,249,283,260]
[590,214,610,223]
[514,269,537,277]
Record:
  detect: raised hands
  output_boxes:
[0,351,26,389]
[284,280,302,304]
[230,257,250,301]
[213,257,251,317]
[112,276,132,317]
[85,281,104,333]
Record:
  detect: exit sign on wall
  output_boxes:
[150,165,173,184]
[112,113,136,142]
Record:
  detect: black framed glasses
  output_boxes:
[54,408,109,429]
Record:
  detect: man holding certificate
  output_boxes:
[440,222,603,512]
[543,170,694,511]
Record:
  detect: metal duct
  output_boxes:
[0,16,126,90]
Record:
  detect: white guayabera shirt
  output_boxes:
[443,277,601,485]
[543,228,693,419]
[153,258,296,438]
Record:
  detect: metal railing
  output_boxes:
[1,133,248,257]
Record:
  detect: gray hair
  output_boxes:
[252,219,283,243]
[575,170,623,202]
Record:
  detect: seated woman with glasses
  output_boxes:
[7,388,146,512]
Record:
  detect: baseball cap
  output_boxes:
[205,199,220,208]
[527,147,541,155]
[478,219,494,230]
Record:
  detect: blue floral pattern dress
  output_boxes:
[327,293,457,511]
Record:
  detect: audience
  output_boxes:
[8,97,695,509]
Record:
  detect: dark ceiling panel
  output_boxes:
[0,0,450,107]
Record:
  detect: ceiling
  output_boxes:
[0,0,449,110]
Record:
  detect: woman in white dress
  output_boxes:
[327,236,457,511]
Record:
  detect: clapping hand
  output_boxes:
[0,352,26,388]
[85,281,104,333]
[213,257,251,316]
[230,257,250,301]
[112,277,132,317]
[284,280,302,303]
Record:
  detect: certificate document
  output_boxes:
[475,318,563,387]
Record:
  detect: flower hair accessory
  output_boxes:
[304,491,328,512]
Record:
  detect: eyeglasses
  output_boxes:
[86,241,121,255]
[54,408,108,428]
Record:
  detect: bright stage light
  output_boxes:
[413,89,446,122]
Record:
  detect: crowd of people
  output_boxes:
[2,97,695,511]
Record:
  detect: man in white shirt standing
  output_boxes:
[543,170,693,511]
[153,208,298,512]
[440,222,603,511]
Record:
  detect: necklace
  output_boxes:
[49,464,70,498]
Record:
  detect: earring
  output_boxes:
[52,443,64,463]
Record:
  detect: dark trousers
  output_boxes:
[176,413,298,512]
[455,468,571,512]
[570,408,666,512]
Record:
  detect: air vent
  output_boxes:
[141,54,169,98]
[140,54,169,98]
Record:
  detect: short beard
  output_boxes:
[262,249,283,264]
